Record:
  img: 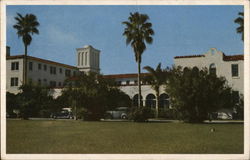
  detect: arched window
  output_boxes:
[132,94,143,107]
[159,93,170,108]
[209,63,216,75]
[146,94,156,108]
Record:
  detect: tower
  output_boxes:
[76,45,101,73]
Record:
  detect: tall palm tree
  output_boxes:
[122,12,154,107]
[234,12,244,41]
[13,13,40,84]
[143,63,167,118]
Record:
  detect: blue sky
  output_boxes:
[6,5,243,74]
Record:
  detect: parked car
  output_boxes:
[217,112,233,120]
[51,110,74,119]
[105,107,129,119]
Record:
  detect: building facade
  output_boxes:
[6,46,243,108]
[103,73,170,109]
[174,48,244,95]
[6,45,100,94]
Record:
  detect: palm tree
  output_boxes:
[122,12,154,107]
[143,63,167,118]
[234,12,244,41]
[13,13,40,84]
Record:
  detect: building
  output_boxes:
[6,45,100,94]
[103,73,170,109]
[6,46,243,108]
[174,48,244,95]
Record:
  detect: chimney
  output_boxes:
[6,46,10,56]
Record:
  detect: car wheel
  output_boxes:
[121,115,127,119]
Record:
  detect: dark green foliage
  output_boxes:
[143,63,168,118]
[16,84,55,119]
[62,72,131,121]
[13,13,39,84]
[234,12,244,41]
[166,66,236,123]
[129,107,152,122]
[233,95,244,120]
[6,92,20,117]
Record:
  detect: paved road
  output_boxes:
[7,118,244,124]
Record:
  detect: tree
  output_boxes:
[6,92,20,117]
[122,12,154,107]
[17,83,54,119]
[166,66,236,123]
[143,63,167,118]
[234,12,244,41]
[13,13,40,84]
[62,72,130,120]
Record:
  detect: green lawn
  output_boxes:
[7,120,243,154]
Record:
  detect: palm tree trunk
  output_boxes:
[24,45,28,85]
[155,89,159,118]
[137,61,142,108]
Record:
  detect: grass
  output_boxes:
[7,120,243,154]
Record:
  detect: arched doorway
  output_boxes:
[132,94,143,107]
[209,63,216,75]
[146,94,156,108]
[159,93,170,109]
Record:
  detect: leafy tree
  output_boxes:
[234,12,244,41]
[122,12,154,107]
[6,92,20,117]
[17,83,53,119]
[62,72,130,120]
[13,13,39,84]
[166,66,236,123]
[143,63,168,118]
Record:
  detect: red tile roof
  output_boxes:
[174,55,205,59]
[223,54,244,61]
[174,54,244,61]
[103,73,150,79]
[7,55,77,69]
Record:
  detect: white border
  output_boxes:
[1,0,249,160]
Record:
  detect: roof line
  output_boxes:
[7,55,77,69]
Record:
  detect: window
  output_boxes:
[50,66,56,75]
[126,80,130,85]
[58,82,62,87]
[73,71,76,76]
[44,65,47,71]
[10,77,18,86]
[209,63,216,75]
[65,69,71,77]
[232,64,239,77]
[38,63,42,70]
[59,68,62,74]
[29,62,33,70]
[11,62,19,70]
[29,62,33,71]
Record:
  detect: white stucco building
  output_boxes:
[6,46,243,109]
[174,48,244,95]
[6,45,100,94]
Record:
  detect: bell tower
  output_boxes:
[76,45,101,73]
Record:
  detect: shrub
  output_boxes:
[129,107,152,122]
